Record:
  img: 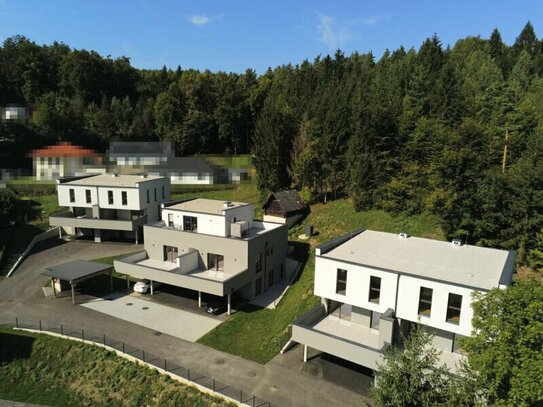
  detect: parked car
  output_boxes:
[133,279,161,294]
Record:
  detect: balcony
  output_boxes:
[114,251,249,296]
[148,220,281,240]
[50,211,147,231]
[292,305,393,370]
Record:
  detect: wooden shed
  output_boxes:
[263,190,307,227]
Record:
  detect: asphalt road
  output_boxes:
[0,238,373,406]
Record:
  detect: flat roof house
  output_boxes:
[114,198,288,314]
[290,229,515,372]
[49,173,170,243]
[29,142,99,181]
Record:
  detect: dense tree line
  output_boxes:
[2,24,543,264]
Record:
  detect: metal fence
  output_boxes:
[4,318,273,407]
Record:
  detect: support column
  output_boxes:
[126,274,130,290]
[58,227,62,239]
[150,280,154,295]
[135,228,138,245]
[71,282,76,305]
[109,271,114,293]
[198,291,202,307]
[303,345,308,362]
[94,229,102,243]
[227,292,231,316]
[51,277,56,299]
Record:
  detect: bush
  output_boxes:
[0,189,19,224]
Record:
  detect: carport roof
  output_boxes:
[42,260,112,284]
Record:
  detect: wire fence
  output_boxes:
[4,318,274,407]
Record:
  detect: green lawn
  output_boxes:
[0,327,233,407]
[198,194,444,364]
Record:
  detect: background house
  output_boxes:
[29,142,100,181]
[1,105,31,121]
[263,190,308,226]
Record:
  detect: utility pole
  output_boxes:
[502,122,509,174]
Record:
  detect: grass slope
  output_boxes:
[198,188,444,364]
[0,327,233,407]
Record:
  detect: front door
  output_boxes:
[163,245,178,262]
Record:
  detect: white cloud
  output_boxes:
[190,14,210,26]
[317,14,352,50]
[363,14,390,25]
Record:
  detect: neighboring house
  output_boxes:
[114,198,288,313]
[29,143,99,181]
[107,141,174,168]
[149,157,219,185]
[1,105,30,121]
[49,173,170,243]
[290,229,515,373]
[263,190,308,226]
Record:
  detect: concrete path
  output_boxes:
[0,238,372,406]
[81,292,221,342]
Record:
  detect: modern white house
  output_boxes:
[49,173,170,243]
[290,229,516,372]
[114,198,288,314]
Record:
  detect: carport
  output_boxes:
[42,260,114,305]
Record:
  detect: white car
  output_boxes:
[133,279,161,294]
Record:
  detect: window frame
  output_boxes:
[336,268,347,295]
[255,253,262,273]
[368,275,381,304]
[418,286,433,317]
[107,190,114,205]
[446,293,462,324]
[69,188,75,203]
[85,189,91,204]
[121,191,128,206]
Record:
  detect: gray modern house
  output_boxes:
[288,229,516,372]
[114,198,288,314]
[49,173,170,243]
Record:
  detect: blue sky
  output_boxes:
[0,1,542,73]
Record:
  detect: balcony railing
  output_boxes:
[50,211,147,231]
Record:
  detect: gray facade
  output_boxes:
[114,203,288,301]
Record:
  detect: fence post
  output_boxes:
[82,329,85,341]
[142,350,145,362]
[240,389,243,403]
[213,379,215,392]
[164,359,167,372]
[39,320,42,331]
[252,395,256,407]
[103,335,106,346]
[15,317,18,328]
[122,342,125,353]
[188,369,191,381]
[60,324,63,336]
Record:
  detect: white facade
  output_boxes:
[162,200,255,237]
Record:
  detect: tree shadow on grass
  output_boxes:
[0,331,35,363]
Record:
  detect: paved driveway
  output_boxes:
[0,238,372,406]
[81,292,222,342]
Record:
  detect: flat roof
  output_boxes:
[167,198,250,215]
[320,230,515,290]
[42,260,112,283]
[62,173,165,188]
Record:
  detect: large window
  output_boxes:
[336,268,347,295]
[446,293,462,324]
[183,215,197,232]
[69,188,75,203]
[369,276,381,304]
[85,189,91,204]
[418,287,433,317]
[122,191,128,206]
[108,190,114,205]
[163,245,178,263]
[256,253,262,273]
[208,253,224,271]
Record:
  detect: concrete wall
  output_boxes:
[176,250,199,273]
[314,256,399,314]
[58,185,98,208]
[162,209,226,237]
[351,306,372,327]
[395,275,479,336]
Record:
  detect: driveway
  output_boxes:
[0,238,372,406]
[81,292,222,342]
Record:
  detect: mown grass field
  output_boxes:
[0,327,233,407]
[197,184,445,363]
